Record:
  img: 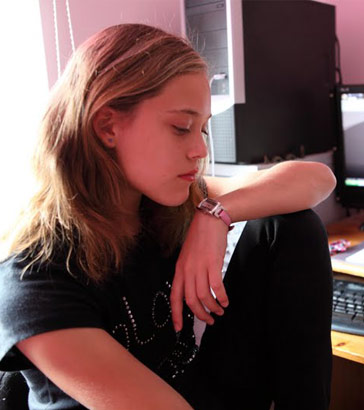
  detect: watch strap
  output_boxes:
[217,208,232,228]
[197,198,234,230]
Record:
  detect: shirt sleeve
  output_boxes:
[0,256,104,371]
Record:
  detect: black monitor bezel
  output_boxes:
[334,84,364,209]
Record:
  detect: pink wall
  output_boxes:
[318,0,364,84]
[39,0,184,88]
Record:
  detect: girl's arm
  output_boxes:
[17,328,193,410]
[205,160,336,221]
[170,161,336,331]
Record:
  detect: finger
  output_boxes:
[195,269,225,316]
[184,271,215,325]
[209,269,229,308]
[170,273,185,332]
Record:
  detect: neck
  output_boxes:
[123,187,142,234]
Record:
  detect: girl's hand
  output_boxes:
[170,211,230,332]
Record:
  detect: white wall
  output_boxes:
[39,0,185,88]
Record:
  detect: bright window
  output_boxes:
[0,1,49,237]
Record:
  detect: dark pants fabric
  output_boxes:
[179,209,333,410]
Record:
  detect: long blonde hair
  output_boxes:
[5,24,208,282]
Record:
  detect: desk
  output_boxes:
[326,211,364,410]
[327,210,364,363]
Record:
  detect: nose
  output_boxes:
[187,132,209,160]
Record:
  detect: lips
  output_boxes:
[178,168,198,181]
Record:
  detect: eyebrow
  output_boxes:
[167,109,212,119]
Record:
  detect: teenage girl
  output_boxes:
[0,24,336,410]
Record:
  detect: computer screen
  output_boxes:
[335,85,364,208]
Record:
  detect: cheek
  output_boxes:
[114,126,184,190]
[114,130,144,168]
[114,141,163,187]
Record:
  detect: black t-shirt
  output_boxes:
[0,231,197,409]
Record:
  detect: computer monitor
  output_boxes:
[335,84,364,209]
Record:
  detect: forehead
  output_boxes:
[147,73,211,118]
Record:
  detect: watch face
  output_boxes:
[203,198,218,211]
[198,198,220,214]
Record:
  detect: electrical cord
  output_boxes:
[335,35,343,85]
[53,0,76,80]
[66,0,75,54]
[52,0,61,80]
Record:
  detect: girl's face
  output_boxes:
[113,72,211,209]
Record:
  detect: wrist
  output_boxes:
[196,198,234,231]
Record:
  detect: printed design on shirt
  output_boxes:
[110,279,198,383]
[152,290,171,329]
[111,323,131,350]
[111,281,172,348]
[157,311,199,380]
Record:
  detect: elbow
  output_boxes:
[327,167,337,193]
[311,162,337,207]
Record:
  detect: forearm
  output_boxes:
[206,161,336,222]
[17,328,193,410]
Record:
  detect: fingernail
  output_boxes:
[208,319,214,326]
[221,301,229,308]
[217,309,224,316]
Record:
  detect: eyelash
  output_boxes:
[173,126,209,137]
[173,126,189,135]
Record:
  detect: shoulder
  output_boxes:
[0,252,74,288]
[0,254,31,291]
[0,251,101,321]
[0,253,106,371]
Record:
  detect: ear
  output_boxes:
[93,106,119,148]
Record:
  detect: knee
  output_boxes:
[243,209,331,269]
[264,209,328,247]
[235,209,330,269]
[239,209,327,252]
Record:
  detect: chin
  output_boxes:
[149,190,190,207]
[161,197,189,207]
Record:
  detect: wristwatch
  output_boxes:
[196,198,233,230]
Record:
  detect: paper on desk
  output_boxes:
[345,248,364,265]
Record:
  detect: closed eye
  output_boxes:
[173,125,209,138]
[173,126,190,135]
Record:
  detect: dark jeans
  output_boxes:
[179,209,333,410]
